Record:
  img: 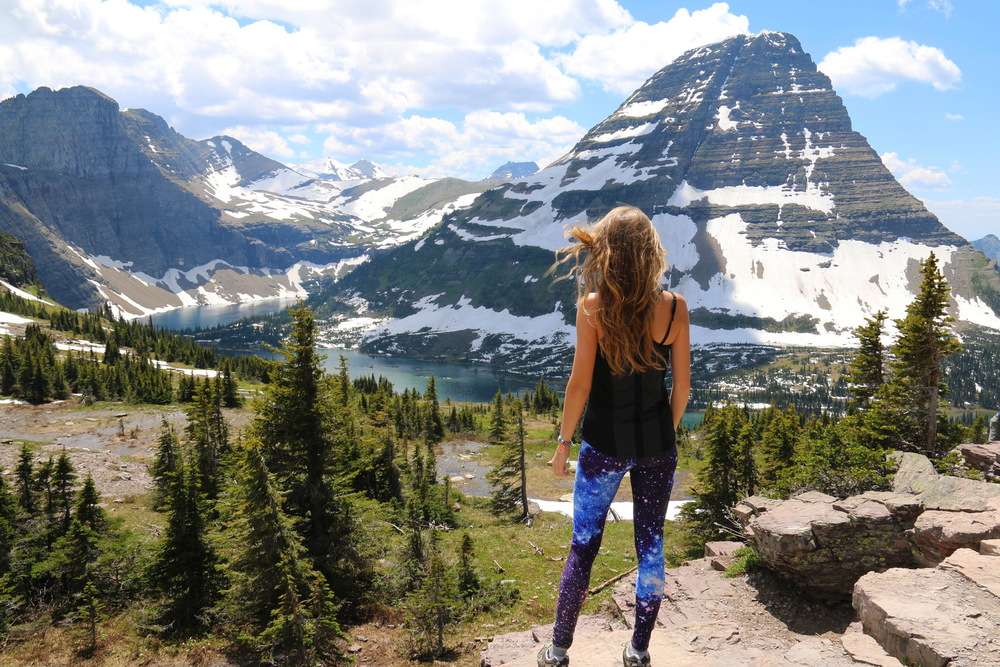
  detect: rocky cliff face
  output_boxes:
[326,32,1000,366]
[0,86,281,309]
[0,86,483,315]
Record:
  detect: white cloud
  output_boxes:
[946,112,964,121]
[921,197,1000,242]
[322,111,585,179]
[898,0,954,16]
[223,126,295,158]
[818,36,961,97]
[287,133,310,144]
[928,0,954,18]
[560,3,749,94]
[949,160,964,173]
[881,152,952,191]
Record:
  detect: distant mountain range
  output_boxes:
[973,234,1000,262]
[0,87,494,315]
[0,31,998,371]
[486,161,539,180]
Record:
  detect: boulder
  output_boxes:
[959,441,1000,477]
[982,538,1000,556]
[736,491,917,599]
[891,452,1000,511]
[910,499,1000,566]
[853,558,1000,667]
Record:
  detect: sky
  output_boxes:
[1,0,997,241]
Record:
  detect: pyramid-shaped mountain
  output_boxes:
[331,31,1000,371]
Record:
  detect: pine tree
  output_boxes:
[683,404,746,539]
[148,453,222,629]
[486,399,528,522]
[456,533,480,599]
[151,419,179,510]
[14,443,34,511]
[844,310,888,403]
[224,436,345,665]
[0,470,17,577]
[405,534,458,658]
[53,451,77,533]
[77,578,103,656]
[891,253,962,453]
[254,303,357,593]
[221,357,241,408]
[757,406,800,494]
[185,378,229,503]
[423,375,445,443]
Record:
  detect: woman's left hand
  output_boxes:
[551,446,572,477]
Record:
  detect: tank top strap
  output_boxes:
[658,292,678,346]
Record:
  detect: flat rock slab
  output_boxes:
[892,452,1000,511]
[841,631,903,667]
[911,499,1000,566]
[480,615,626,667]
[854,566,1000,667]
[500,625,867,667]
[960,442,1000,471]
[939,548,1000,597]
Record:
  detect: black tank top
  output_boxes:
[580,293,677,460]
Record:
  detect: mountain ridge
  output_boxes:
[314,31,999,370]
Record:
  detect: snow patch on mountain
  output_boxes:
[338,175,439,220]
[363,294,571,360]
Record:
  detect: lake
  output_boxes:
[148,298,297,330]
[149,301,707,414]
[317,349,544,404]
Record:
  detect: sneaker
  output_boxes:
[537,644,569,667]
[622,642,650,667]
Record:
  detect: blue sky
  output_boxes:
[1,0,996,241]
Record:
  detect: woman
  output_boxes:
[539,206,690,667]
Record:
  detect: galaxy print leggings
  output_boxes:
[551,441,677,652]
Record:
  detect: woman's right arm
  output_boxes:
[668,294,691,431]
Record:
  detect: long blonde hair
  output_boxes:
[552,206,669,375]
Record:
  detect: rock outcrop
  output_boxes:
[959,441,1000,480]
[735,490,919,598]
[486,554,901,667]
[737,453,1000,597]
[853,547,1000,667]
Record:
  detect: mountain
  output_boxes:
[292,157,391,182]
[486,161,539,180]
[0,86,488,316]
[973,235,1000,262]
[319,31,1000,372]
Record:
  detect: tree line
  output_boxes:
[0,304,553,662]
[683,253,976,541]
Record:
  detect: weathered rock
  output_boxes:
[479,615,625,667]
[960,442,1000,474]
[910,498,1000,566]
[939,547,1000,597]
[840,631,903,667]
[738,491,917,599]
[853,565,1000,667]
[982,538,1000,556]
[704,541,744,558]
[891,452,1000,511]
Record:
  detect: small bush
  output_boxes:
[724,546,764,578]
